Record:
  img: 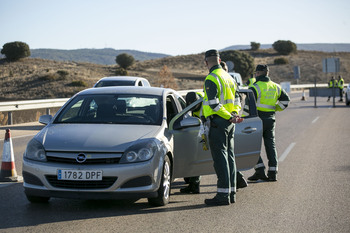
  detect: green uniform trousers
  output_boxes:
[208,115,236,200]
[255,114,278,172]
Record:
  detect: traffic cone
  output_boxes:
[301,90,306,101]
[0,129,18,182]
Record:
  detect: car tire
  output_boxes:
[148,155,171,206]
[346,93,350,106]
[25,194,50,203]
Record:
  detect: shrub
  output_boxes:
[272,40,297,55]
[1,41,31,61]
[115,67,128,76]
[57,70,69,77]
[220,50,255,79]
[156,65,177,89]
[70,80,87,87]
[250,42,260,51]
[38,73,59,81]
[274,57,289,65]
[115,53,135,69]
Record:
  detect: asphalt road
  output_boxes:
[0,92,349,233]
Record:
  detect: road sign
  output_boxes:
[322,58,340,73]
[293,66,300,79]
[226,61,234,72]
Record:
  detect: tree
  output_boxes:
[272,40,297,55]
[220,50,255,79]
[156,65,177,89]
[250,42,260,51]
[115,53,135,69]
[1,41,31,61]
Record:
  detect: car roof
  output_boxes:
[96,76,147,82]
[76,86,175,97]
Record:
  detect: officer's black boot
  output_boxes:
[180,183,200,194]
[267,171,277,182]
[237,171,248,189]
[205,195,230,206]
[247,169,268,181]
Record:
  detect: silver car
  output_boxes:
[93,76,151,87]
[22,87,262,206]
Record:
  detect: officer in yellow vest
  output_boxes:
[248,64,290,182]
[338,75,344,102]
[327,76,337,102]
[202,49,243,206]
[245,74,256,87]
[180,91,204,194]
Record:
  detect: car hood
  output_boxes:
[35,124,162,152]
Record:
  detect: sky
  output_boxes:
[1,0,349,56]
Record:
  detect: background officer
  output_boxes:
[327,76,337,102]
[248,64,290,182]
[180,91,203,194]
[202,49,243,206]
[338,75,344,102]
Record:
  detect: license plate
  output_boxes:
[57,169,103,181]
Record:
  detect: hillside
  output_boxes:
[29,48,170,65]
[0,49,349,102]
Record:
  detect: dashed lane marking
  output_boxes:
[279,142,296,162]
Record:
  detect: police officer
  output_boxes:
[327,76,337,102]
[202,49,243,206]
[245,74,256,87]
[248,64,290,182]
[180,91,203,194]
[338,75,344,102]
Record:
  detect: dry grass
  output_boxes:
[0,49,349,101]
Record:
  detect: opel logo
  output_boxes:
[76,153,87,163]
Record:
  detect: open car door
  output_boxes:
[169,89,262,179]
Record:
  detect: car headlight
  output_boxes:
[120,139,159,163]
[24,138,47,162]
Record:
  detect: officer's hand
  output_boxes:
[229,115,244,124]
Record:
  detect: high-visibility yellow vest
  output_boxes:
[203,69,240,119]
[338,78,344,89]
[247,77,256,87]
[252,81,282,112]
[329,80,338,88]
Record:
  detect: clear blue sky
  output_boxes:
[1,0,349,56]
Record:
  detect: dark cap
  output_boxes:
[255,64,269,71]
[205,49,219,58]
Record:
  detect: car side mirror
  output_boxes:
[39,115,52,125]
[179,117,201,128]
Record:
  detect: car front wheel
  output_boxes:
[148,155,171,206]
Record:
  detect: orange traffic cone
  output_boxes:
[301,90,306,101]
[0,129,18,182]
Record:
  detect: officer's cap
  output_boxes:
[255,64,269,71]
[205,49,219,58]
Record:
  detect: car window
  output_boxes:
[95,80,136,87]
[54,94,162,125]
[137,81,143,86]
[166,95,179,125]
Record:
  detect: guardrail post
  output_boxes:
[7,111,13,125]
[46,108,51,115]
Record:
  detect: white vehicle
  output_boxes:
[228,72,243,87]
[345,84,350,106]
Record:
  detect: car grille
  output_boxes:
[46,156,120,164]
[46,175,118,189]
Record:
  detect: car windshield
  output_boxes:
[54,94,163,125]
[95,80,136,87]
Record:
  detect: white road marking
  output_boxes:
[11,134,37,139]
[312,116,320,124]
[279,142,296,162]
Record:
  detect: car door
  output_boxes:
[170,89,262,179]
